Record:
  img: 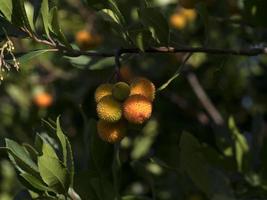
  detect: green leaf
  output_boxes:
[128,25,153,51]
[56,117,67,165]
[138,7,169,45]
[0,0,13,21]
[11,0,33,32]
[228,116,249,172]
[34,133,44,155]
[40,0,50,37]
[5,139,39,176]
[50,7,72,49]
[38,154,70,194]
[42,140,58,159]
[66,137,74,187]
[157,53,192,91]
[0,17,27,38]
[23,143,39,163]
[20,172,52,192]
[89,57,115,70]
[107,0,125,25]
[16,49,55,64]
[179,132,235,199]
[157,72,179,91]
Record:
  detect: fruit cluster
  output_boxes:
[95,77,156,143]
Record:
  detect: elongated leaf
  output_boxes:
[179,132,235,199]
[107,0,125,25]
[138,7,169,45]
[11,0,33,32]
[50,7,72,49]
[158,53,192,91]
[23,143,39,162]
[16,49,55,64]
[228,116,249,172]
[32,0,42,24]
[38,154,70,193]
[0,0,13,21]
[56,117,67,165]
[42,140,58,159]
[66,137,74,187]
[128,25,153,51]
[20,172,52,192]
[0,17,27,38]
[40,0,50,37]
[5,139,39,176]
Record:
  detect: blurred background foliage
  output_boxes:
[0,0,267,199]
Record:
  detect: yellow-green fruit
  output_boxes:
[112,82,130,101]
[96,96,122,122]
[94,83,113,103]
[130,77,156,102]
[97,120,126,143]
[123,95,152,124]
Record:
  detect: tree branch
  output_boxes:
[186,72,224,125]
[59,46,267,58]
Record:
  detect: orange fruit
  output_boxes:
[75,30,102,50]
[123,95,152,124]
[33,92,53,108]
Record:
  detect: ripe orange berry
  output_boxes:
[96,96,122,122]
[123,95,152,124]
[169,13,187,29]
[94,83,113,103]
[97,120,126,143]
[33,92,53,108]
[75,30,102,50]
[130,77,156,102]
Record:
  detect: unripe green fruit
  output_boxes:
[112,82,130,101]
[96,96,122,122]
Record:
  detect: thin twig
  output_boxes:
[186,72,224,125]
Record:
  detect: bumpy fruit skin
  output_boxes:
[130,77,156,102]
[94,84,113,103]
[123,95,152,124]
[33,92,53,108]
[75,30,102,50]
[112,82,130,101]
[96,96,122,122]
[97,120,126,143]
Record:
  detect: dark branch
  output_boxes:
[61,46,267,58]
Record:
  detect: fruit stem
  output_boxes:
[112,142,121,200]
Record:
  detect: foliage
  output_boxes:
[0,0,266,200]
